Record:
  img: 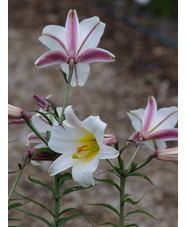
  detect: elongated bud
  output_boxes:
[8,104,23,119]
[28,148,55,161]
[155,147,178,162]
[103,134,117,146]
[33,94,51,111]
[8,104,32,124]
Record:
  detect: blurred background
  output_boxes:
[8,0,178,226]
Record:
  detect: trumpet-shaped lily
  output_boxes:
[35,9,115,87]
[155,147,178,162]
[127,96,178,151]
[48,106,119,187]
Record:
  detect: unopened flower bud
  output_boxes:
[8,104,23,119]
[155,147,178,162]
[33,94,51,111]
[28,148,55,161]
[103,134,117,146]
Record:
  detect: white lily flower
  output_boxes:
[127,96,178,151]
[48,106,119,187]
[35,9,115,87]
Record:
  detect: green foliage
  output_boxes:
[28,175,55,194]
[88,203,120,217]
[95,177,120,191]
[16,208,53,227]
[124,209,158,220]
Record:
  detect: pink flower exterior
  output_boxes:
[8,104,23,119]
[35,9,115,87]
[127,96,178,151]
[155,147,178,162]
[8,104,32,124]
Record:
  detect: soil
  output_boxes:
[8,0,178,226]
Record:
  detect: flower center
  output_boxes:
[72,142,99,162]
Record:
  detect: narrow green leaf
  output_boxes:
[57,213,85,226]
[59,208,95,226]
[45,99,59,118]
[60,69,68,83]
[123,194,145,205]
[8,225,20,227]
[127,172,157,188]
[8,218,21,221]
[23,113,48,145]
[34,110,53,125]
[16,208,52,227]
[95,178,120,191]
[125,224,138,227]
[46,130,51,141]
[28,175,54,194]
[8,202,22,210]
[15,192,54,216]
[8,170,18,174]
[124,209,158,220]
[61,185,93,197]
[58,172,72,188]
[107,169,121,177]
[97,222,118,226]
[88,203,119,217]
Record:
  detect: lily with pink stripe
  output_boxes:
[127,96,178,150]
[155,147,178,162]
[35,9,115,87]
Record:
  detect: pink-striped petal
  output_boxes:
[41,25,67,53]
[78,17,105,54]
[65,9,79,57]
[145,129,178,141]
[35,50,68,67]
[149,107,178,133]
[155,147,178,162]
[76,48,115,63]
[128,131,141,142]
[142,96,157,134]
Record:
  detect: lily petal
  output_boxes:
[145,129,178,141]
[128,131,141,142]
[72,160,95,187]
[32,114,51,132]
[48,154,73,176]
[77,48,115,63]
[82,116,106,144]
[65,9,79,57]
[78,17,105,54]
[26,132,47,146]
[65,106,85,130]
[142,96,157,134]
[41,25,67,53]
[99,144,119,159]
[150,107,178,132]
[127,109,145,131]
[144,140,167,151]
[48,125,87,154]
[61,63,90,87]
[35,50,68,67]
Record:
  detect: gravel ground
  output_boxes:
[8,0,178,226]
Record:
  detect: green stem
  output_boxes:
[8,164,25,202]
[23,113,48,145]
[54,174,60,226]
[59,63,74,123]
[119,174,126,227]
[125,138,142,171]
[135,153,155,171]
